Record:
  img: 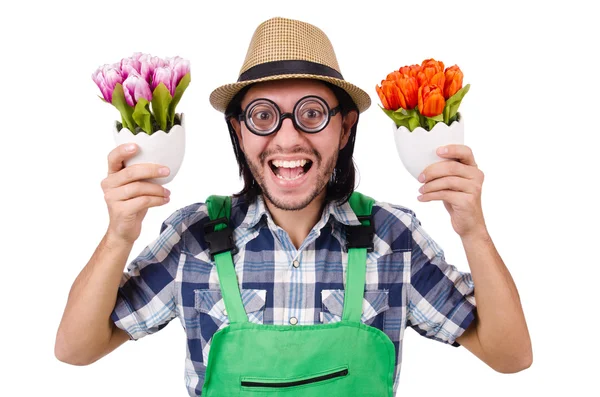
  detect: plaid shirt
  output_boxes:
[111,194,476,396]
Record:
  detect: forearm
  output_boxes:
[55,231,133,364]
[461,228,532,371]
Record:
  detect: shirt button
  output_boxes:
[223,309,227,316]
[292,260,300,268]
[289,317,298,325]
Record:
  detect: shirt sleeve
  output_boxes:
[407,212,477,346]
[110,209,185,340]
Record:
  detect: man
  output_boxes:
[55,17,532,396]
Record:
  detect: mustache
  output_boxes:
[259,147,321,164]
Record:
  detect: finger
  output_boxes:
[107,143,138,174]
[420,159,475,183]
[417,189,465,205]
[419,176,476,195]
[121,195,170,214]
[436,144,477,167]
[104,163,170,189]
[106,181,170,202]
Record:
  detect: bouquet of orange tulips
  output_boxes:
[376,59,470,132]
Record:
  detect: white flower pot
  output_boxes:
[393,113,464,180]
[113,114,186,185]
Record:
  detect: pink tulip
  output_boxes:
[123,73,153,106]
[168,56,190,88]
[151,56,167,69]
[138,54,167,83]
[152,66,174,96]
[91,63,123,102]
[120,56,142,80]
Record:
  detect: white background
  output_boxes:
[1,0,598,395]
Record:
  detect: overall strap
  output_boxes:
[205,195,248,324]
[342,192,375,323]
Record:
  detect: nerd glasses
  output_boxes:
[238,95,341,136]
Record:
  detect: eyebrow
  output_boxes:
[242,95,337,108]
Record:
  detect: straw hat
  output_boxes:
[209,17,371,114]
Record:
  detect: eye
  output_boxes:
[248,101,278,132]
[255,111,272,121]
[302,108,323,119]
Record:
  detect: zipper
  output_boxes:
[241,368,349,388]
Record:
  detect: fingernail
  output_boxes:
[164,196,170,202]
[417,195,423,201]
[125,144,136,152]
[418,186,424,193]
[437,147,448,155]
[164,188,171,196]
[159,167,170,176]
[418,173,425,182]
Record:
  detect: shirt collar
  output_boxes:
[239,195,269,229]
[320,198,362,227]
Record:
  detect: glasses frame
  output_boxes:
[238,95,341,136]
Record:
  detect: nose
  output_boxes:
[271,116,303,147]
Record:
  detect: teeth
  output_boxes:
[272,159,308,168]
[277,172,305,181]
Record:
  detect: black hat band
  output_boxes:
[238,60,344,82]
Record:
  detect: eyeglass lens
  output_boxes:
[246,96,332,135]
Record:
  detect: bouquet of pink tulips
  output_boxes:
[92,53,191,135]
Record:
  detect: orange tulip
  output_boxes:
[376,80,404,110]
[376,75,418,111]
[386,70,403,85]
[397,76,418,110]
[444,65,463,99]
[399,64,421,79]
[421,58,445,78]
[376,82,390,109]
[418,84,445,117]
[419,58,445,93]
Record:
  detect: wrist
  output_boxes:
[104,230,135,251]
[460,226,491,244]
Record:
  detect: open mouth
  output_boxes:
[269,159,313,181]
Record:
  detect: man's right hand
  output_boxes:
[101,143,172,245]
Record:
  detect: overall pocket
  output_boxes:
[193,289,266,367]
[241,366,349,390]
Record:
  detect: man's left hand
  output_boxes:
[417,144,487,239]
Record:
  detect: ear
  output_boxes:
[229,117,244,151]
[339,110,358,150]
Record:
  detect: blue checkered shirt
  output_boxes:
[111,194,476,396]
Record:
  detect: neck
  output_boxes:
[263,191,326,250]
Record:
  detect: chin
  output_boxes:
[263,185,322,211]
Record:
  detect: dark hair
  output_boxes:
[224,80,359,205]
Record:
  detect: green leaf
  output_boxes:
[151,83,172,131]
[426,117,438,130]
[408,116,420,131]
[443,83,470,124]
[111,84,135,131]
[168,72,191,125]
[427,113,444,122]
[133,98,153,134]
[380,106,421,132]
[417,112,443,131]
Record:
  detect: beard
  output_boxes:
[245,146,339,211]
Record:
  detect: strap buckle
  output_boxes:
[203,217,237,259]
[345,215,374,252]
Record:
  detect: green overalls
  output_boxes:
[201,192,396,396]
